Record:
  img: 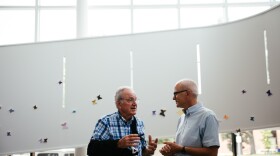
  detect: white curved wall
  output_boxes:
[0,5,279,155]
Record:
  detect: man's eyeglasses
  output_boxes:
[120,98,139,103]
[173,90,188,96]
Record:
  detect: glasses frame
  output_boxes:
[173,90,188,96]
[120,97,139,103]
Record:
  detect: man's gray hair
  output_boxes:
[115,86,133,102]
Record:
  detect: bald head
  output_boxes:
[175,79,198,97]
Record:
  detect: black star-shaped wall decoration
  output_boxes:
[242,89,247,94]
[97,95,102,100]
[7,132,11,136]
[159,109,166,117]
[250,117,255,121]
[33,105,38,110]
[58,81,63,85]
[9,109,15,113]
[39,138,48,143]
[266,90,272,96]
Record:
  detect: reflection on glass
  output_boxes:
[88,9,131,37]
[134,8,177,33]
[39,10,76,42]
[0,10,35,45]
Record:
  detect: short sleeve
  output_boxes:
[202,114,220,147]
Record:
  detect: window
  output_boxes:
[180,0,224,4]
[228,6,269,21]
[88,0,130,6]
[133,8,178,33]
[88,9,131,37]
[180,7,224,28]
[0,0,35,6]
[0,10,35,45]
[39,9,76,42]
[37,153,58,156]
[0,0,277,45]
[154,127,280,156]
[227,0,269,3]
[133,0,177,5]
[219,127,280,155]
[39,0,76,6]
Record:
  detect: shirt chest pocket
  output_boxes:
[109,125,130,139]
[182,127,202,147]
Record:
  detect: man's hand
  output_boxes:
[143,135,158,155]
[117,134,140,148]
[160,142,181,156]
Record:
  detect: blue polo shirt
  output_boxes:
[175,103,220,156]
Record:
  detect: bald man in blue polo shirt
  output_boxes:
[160,79,220,156]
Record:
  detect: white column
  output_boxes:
[77,0,88,38]
[75,147,87,156]
[236,133,242,156]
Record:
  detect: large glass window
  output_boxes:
[39,0,76,6]
[0,0,35,6]
[0,10,35,45]
[0,0,278,45]
[133,0,177,5]
[228,6,269,21]
[220,127,280,155]
[219,133,234,155]
[88,9,131,37]
[39,9,76,42]
[180,0,224,4]
[133,8,178,33]
[88,0,130,6]
[180,7,224,28]
[227,0,269,3]
[154,127,280,156]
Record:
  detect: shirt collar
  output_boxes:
[117,111,134,124]
[183,102,203,116]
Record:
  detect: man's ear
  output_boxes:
[116,101,121,109]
